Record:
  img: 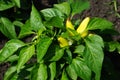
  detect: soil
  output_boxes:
[0,0,120,80]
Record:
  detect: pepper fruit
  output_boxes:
[58,37,69,47]
[76,17,90,37]
[59,17,90,47]
[81,31,88,38]
[66,18,75,30]
[66,18,76,36]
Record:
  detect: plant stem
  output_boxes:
[113,0,120,18]
[113,0,117,12]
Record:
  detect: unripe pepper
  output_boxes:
[58,37,69,47]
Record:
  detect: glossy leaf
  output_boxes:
[10,73,18,80]
[84,34,104,80]
[71,57,91,80]
[41,8,64,21]
[18,20,34,39]
[44,16,64,28]
[0,39,25,63]
[54,2,71,16]
[30,65,39,80]
[13,21,24,27]
[5,54,19,62]
[37,63,47,80]
[71,0,90,16]
[0,0,15,11]
[87,17,113,31]
[68,0,73,3]
[49,46,65,61]
[61,69,69,80]
[66,64,77,80]
[0,50,2,53]
[108,41,120,54]
[49,62,56,80]
[37,37,53,63]
[74,45,85,56]
[64,49,72,64]
[17,45,35,72]
[4,66,17,80]
[41,8,64,28]
[43,45,65,62]
[30,5,45,31]
[0,17,17,39]
[13,0,20,8]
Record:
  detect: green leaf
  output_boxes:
[66,64,77,80]
[45,16,64,28]
[41,8,64,28]
[41,8,64,21]
[54,2,71,16]
[71,0,90,16]
[13,21,24,27]
[30,65,39,80]
[18,20,34,39]
[61,69,69,80]
[18,67,31,79]
[48,62,56,80]
[0,50,2,53]
[64,49,72,64]
[68,0,73,3]
[37,37,53,63]
[0,0,15,11]
[108,41,120,54]
[30,5,45,31]
[87,17,113,31]
[71,57,91,80]
[5,54,19,62]
[0,39,25,63]
[37,63,47,80]
[17,45,35,72]
[45,45,65,62]
[4,66,17,80]
[13,0,20,8]
[0,17,17,39]
[10,73,18,80]
[74,45,85,56]
[84,34,104,80]
[49,47,64,61]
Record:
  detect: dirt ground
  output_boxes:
[0,0,120,80]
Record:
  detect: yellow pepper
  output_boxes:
[76,17,90,34]
[66,18,75,30]
[66,17,90,38]
[66,18,75,36]
[58,37,69,47]
[58,17,90,47]
[81,31,88,38]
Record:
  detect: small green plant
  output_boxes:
[0,0,120,80]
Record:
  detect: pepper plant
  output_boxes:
[0,0,119,80]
